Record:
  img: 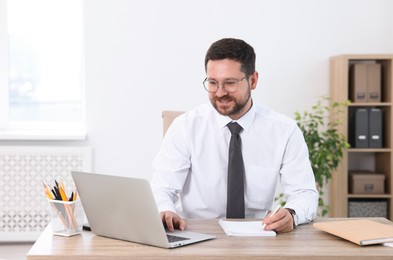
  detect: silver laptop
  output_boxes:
[71,171,215,248]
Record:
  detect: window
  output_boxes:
[0,0,85,139]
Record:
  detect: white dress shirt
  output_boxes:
[151,103,318,225]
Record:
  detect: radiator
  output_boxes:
[0,146,92,242]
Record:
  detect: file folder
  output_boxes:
[350,64,367,103]
[367,64,382,102]
[349,108,368,148]
[369,108,383,148]
[349,63,382,103]
[314,219,393,246]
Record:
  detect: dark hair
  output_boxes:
[204,38,256,76]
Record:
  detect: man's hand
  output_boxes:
[262,208,294,233]
[160,211,187,232]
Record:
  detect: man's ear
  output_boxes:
[250,71,259,90]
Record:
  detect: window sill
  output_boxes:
[0,129,87,141]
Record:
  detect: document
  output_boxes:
[384,242,393,248]
[218,219,276,237]
[313,219,393,246]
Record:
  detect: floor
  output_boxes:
[0,243,33,260]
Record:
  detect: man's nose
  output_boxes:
[215,83,228,96]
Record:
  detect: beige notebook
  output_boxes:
[314,219,393,246]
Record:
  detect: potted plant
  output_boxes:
[276,96,350,216]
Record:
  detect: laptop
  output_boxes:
[71,171,215,248]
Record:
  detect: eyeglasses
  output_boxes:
[203,76,247,93]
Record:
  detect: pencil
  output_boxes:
[42,181,54,200]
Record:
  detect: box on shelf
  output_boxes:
[349,171,385,194]
[348,199,388,218]
[349,63,381,103]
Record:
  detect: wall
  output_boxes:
[3,0,393,182]
[83,0,393,180]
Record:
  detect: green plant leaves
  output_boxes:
[276,96,349,217]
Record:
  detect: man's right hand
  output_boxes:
[160,211,187,232]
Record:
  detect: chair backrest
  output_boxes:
[162,110,184,136]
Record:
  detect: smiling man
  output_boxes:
[151,38,318,233]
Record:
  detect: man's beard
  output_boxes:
[210,88,251,117]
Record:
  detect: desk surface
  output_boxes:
[27,218,393,260]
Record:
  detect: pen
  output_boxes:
[69,191,74,202]
[262,205,281,230]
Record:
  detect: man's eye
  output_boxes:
[208,81,218,86]
[225,81,237,86]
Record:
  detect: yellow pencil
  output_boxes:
[73,190,78,201]
[59,186,68,201]
[41,181,54,200]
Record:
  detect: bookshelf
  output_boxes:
[329,54,393,220]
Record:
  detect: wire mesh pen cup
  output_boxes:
[48,199,84,236]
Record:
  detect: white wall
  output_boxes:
[83,0,393,179]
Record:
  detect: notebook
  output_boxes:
[71,171,215,248]
[219,219,276,237]
[313,219,393,246]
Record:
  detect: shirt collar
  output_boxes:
[215,101,256,132]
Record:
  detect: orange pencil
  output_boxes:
[73,190,78,201]
[58,186,68,201]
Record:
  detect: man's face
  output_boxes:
[206,59,257,120]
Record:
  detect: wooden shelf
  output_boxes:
[329,54,393,220]
[348,194,391,199]
[349,102,392,107]
[349,148,391,153]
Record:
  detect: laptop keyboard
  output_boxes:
[166,234,190,243]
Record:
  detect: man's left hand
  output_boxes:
[262,208,294,233]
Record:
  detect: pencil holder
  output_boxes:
[48,199,84,236]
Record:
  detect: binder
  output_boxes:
[369,108,383,148]
[313,219,393,246]
[367,63,382,102]
[348,108,368,148]
[348,108,356,148]
[350,64,367,103]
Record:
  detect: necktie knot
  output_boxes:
[227,122,243,135]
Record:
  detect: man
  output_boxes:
[151,38,318,233]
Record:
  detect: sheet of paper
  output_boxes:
[219,219,276,237]
[383,242,393,248]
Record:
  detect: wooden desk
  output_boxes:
[27,218,393,260]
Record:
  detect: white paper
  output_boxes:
[383,242,393,247]
[219,219,276,237]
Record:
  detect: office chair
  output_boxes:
[162,110,184,136]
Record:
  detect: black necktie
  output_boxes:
[226,122,245,218]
